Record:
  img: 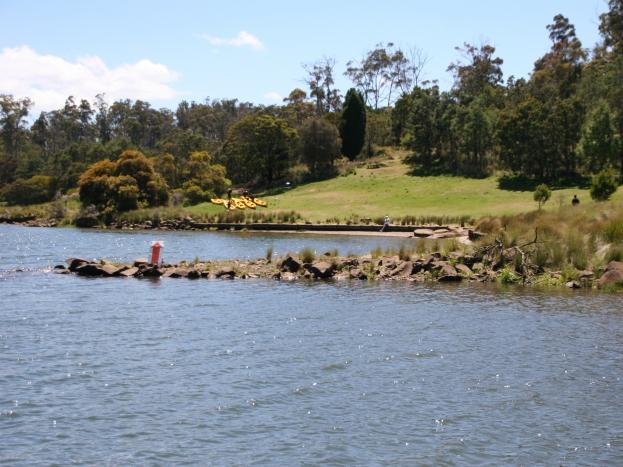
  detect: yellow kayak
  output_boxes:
[241,196,257,209]
[253,198,267,207]
[211,198,225,205]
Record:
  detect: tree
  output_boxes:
[599,0,623,55]
[339,89,366,160]
[345,43,424,108]
[578,101,619,173]
[447,43,504,101]
[182,151,230,205]
[2,175,55,205]
[299,118,341,177]
[453,97,493,177]
[404,86,442,170]
[282,88,315,126]
[0,95,32,184]
[78,149,168,212]
[590,168,619,201]
[221,114,297,185]
[533,184,552,210]
[303,58,341,113]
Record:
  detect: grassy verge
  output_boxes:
[185,149,621,223]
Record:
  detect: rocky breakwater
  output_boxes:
[51,247,623,291]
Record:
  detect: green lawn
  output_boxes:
[187,154,621,223]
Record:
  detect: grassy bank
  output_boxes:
[187,150,622,223]
[2,150,621,229]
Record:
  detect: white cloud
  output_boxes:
[263,91,282,102]
[198,31,264,51]
[0,45,180,113]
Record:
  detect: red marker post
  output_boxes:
[150,241,164,266]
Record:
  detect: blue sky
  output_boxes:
[0,0,608,113]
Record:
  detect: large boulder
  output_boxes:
[349,268,367,280]
[434,262,461,282]
[100,263,126,277]
[596,261,623,288]
[388,260,412,278]
[140,266,162,277]
[215,266,236,279]
[75,263,105,277]
[280,255,302,273]
[455,264,473,277]
[66,257,90,272]
[308,261,335,279]
[163,268,189,278]
[119,267,139,277]
[187,269,201,280]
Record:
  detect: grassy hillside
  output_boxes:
[188,150,622,223]
[3,149,620,225]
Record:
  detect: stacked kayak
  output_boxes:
[210,196,268,210]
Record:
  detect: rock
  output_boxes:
[215,267,236,279]
[340,257,359,268]
[133,258,149,267]
[53,268,70,274]
[413,228,436,237]
[429,231,459,239]
[578,270,594,281]
[119,267,139,277]
[596,261,623,288]
[468,230,486,240]
[438,274,462,282]
[281,255,302,273]
[75,263,104,276]
[281,272,298,281]
[455,264,472,276]
[309,261,335,279]
[349,268,367,280]
[54,264,66,270]
[66,257,89,271]
[411,261,424,274]
[163,268,188,278]
[100,264,126,276]
[566,280,581,289]
[187,269,200,279]
[140,266,162,277]
[434,262,460,281]
[472,262,485,273]
[388,260,412,277]
[272,271,281,280]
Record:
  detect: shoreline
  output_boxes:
[0,218,476,240]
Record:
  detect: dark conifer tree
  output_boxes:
[339,88,366,159]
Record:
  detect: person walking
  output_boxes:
[380,216,390,232]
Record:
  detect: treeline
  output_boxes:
[0,1,622,213]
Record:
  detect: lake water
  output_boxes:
[1,224,622,465]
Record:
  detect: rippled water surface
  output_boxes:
[1,224,623,465]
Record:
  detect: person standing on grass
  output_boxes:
[227,188,233,208]
[572,194,580,206]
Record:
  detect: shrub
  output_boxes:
[533,184,551,210]
[498,266,520,284]
[603,218,623,243]
[299,247,315,263]
[78,150,168,213]
[590,168,619,201]
[2,175,55,205]
[74,204,100,227]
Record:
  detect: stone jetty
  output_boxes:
[53,253,621,290]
